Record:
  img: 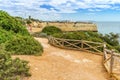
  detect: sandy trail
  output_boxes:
[13,38,108,80]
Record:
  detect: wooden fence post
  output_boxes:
[110,50,114,77]
[103,43,106,60]
[81,41,83,49]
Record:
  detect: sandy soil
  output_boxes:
[31,28,42,33]
[13,38,108,80]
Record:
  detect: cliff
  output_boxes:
[31,21,98,32]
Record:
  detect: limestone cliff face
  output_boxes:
[31,21,98,32]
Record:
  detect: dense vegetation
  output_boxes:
[0,10,43,55]
[0,10,43,79]
[5,36,43,55]
[0,46,31,80]
[0,28,14,44]
[41,26,62,35]
[0,11,29,35]
[39,25,120,52]
[52,31,120,52]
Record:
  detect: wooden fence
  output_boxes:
[48,36,104,55]
[103,44,120,79]
[48,36,120,79]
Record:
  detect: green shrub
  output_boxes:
[52,31,120,52]
[53,32,86,40]
[41,26,62,35]
[0,46,31,80]
[26,19,32,24]
[0,10,29,35]
[0,28,14,44]
[114,45,120,52]
[101,33,119,46]
[53,31,101,41]
[88,37,103,42]
[0,28,43,55]
[5,35,43,55]
[0,10,43,55]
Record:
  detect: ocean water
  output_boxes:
[94,21,120,42]
[94,22,120,34]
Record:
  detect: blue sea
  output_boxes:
[94,21,120,34]
[94,21,120,42]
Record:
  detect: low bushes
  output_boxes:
[53,31,103,42]
[0,10,43,55]
[41,26,62,35]
[0,28,14,44]
[5,35,43,55]
[0,10,44,79]
[52,31,120,52]
[0,46,31,80]
[0,28,43,55]
[115,45,120,52]
[0,10,29,35]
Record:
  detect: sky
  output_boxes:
[0,0,120,21]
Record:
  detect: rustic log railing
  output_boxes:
[48,36,104,55]
[103,44,120,79]
[47,36,120,79]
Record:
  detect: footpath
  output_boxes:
[13,37,108,80]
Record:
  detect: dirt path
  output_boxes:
[13,38,108,80]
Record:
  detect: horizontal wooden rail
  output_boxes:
[47,36,120,79]
[48,36,104,55]
[103,47,120,79]
[50,37,103,45]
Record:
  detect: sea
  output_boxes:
[94,21,120,42]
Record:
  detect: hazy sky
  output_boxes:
[0,0,120,21]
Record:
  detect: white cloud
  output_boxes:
[88,9,102,12]
[0,0,120,20]
[94,4,111,8]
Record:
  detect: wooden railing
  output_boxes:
[103,44,120,79]
[48,36,120,79]
[48,36,104,55]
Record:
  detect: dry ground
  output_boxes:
[13,38,108,80]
